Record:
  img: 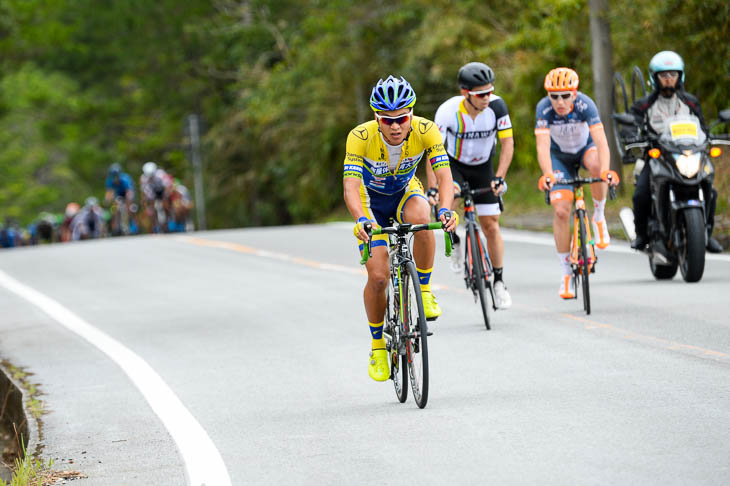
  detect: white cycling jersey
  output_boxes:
[434,95,513,166]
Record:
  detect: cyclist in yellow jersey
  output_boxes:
[344,75,458,382]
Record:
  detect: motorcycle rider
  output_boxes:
[629,50,723,253]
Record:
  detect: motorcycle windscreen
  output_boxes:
[659,115,706,149]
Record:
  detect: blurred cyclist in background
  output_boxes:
[169,179,194,232]
[0,218,24,248]
[104,162,138,235]
[60,202,80,242]
[140,161,173,233]
[70,197,104,241]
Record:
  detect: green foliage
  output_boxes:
[0,0,728,227]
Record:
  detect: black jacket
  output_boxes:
[629,90,708,137]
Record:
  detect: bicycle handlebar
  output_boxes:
[359,222,453,265]
[543,176,616,206]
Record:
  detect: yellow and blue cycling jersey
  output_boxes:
[344,116,449,249]
[343,116,449,195]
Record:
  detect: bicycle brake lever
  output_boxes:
[609,186,617,201]
[359,223,373,265]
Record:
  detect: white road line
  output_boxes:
[0,269,231,486]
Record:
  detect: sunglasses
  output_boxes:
[549,93,573,100]
[468,89,494,98]
[376,111,411,126]
[657,71,679,79]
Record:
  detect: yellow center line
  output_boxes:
[560,313,730,364]
[181,235,728,364]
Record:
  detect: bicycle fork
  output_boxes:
[572,195,597,274]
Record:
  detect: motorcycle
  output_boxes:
[616,110,730,282]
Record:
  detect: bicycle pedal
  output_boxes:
[426,331,433,336]
[426,316,438,322]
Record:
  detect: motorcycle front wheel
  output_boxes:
[677,208,705,283]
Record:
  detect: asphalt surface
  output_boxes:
[0,224,729,485]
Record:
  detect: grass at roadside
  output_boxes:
[0,442,85,486]
[0,363,86,485]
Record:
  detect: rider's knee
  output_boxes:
[481,217,500,237]
[367,269,389,292]
[554,204,571,221]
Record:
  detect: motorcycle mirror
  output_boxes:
[612,113,637,126]
[719,109,730,123]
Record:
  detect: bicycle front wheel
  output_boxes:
[577,210,591,315]
[386,276,407,403]
[403,261,429,408]
[467,224,491,330]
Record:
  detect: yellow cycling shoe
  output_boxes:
[422,291,442,321]
[368,349,390,382]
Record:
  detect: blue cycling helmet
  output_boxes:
[369,76,416,112]
[648,51,685,89]
[108,163,122,178]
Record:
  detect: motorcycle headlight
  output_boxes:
[674,152,701,178]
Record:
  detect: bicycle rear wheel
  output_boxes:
[386,275,407,403]
[403,261,429,408]
[577,210,591,315]
[467,224,491,330]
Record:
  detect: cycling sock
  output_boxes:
[557,252,571,275]
[593,198,606,221]
[493,267,503,283]
[417,267,432,293]
[369,320,385,350]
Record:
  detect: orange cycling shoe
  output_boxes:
[559,275,575,299]
[592,217,611,249]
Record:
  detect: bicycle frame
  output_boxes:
[570,186,596,275]
[454,182,497,329]
[461,189,493,282]
[359,221,451,408]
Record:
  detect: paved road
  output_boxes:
[1,225,729,485]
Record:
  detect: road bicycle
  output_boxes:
[429,181,504,330]
[360,220,452,409]
[454,181,501,330]
[109,196,131,236]
[543,174,616,315]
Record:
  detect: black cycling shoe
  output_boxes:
[631,234,648,251]
[706,236,723,254]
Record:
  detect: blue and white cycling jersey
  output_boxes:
[534,92,603,155]
[105,173,135,198]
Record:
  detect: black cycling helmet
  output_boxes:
[458,62,495,90]
[108,163,122,178]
